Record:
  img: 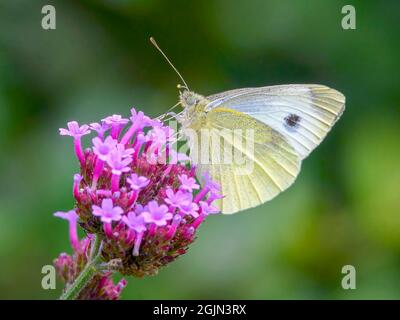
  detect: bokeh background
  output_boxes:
[0,0,399,299]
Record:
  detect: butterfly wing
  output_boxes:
[206,84,345,159]
[189,108,301,214]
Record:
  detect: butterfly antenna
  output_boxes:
[155,101,182,120]
[150,37,190,90]
[166,101,182,112]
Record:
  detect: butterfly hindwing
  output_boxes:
[192,108,301,214]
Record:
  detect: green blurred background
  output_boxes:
[0,0,399,299]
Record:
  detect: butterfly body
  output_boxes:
[177,84,345,214]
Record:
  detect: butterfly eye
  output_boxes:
[186,96,197,106]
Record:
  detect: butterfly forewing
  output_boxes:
[206,84,345,160]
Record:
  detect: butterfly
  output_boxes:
[151,38,346,214]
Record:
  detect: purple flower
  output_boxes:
[59,121,91,138]
[203,172,221,192]
[59,121,91,166]
[90,122,111,138]
[103,115,129,139]
[149,118,163,127]
[54,210,78,224]
[102,114,129,126]
[106,149,132,175]
[127,174,149,205]
[92,137,119,188]
[74,173,83,183]
[142,201,172,226]
[146,126,169,146]
[199,201,219,215]
[207,191,224,204]
[73,174,83,199]
[194,172,223,203]
[92,199,123,224]
[116,144,135,158]
[178,174,200,192]
[179,200,200,218]
[96,189,112,197]
[165,215,183,240]
[122,212,147,233]
[96,276,127,300]
[127,173,149,191]
[135,132,147,145]
[130,107,152,127]
[165,188,192,208]
[120,110,145,145]
[54,210,80,252]
[92,136,118,161]
[134,204,146,215]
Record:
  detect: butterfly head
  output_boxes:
[178,86,200,107]
[178,87,209,129]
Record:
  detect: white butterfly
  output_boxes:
[178,84,345,214]
[151,38,345,214]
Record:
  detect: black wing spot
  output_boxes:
[284,114,301,130]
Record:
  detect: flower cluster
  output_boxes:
[55,108,221,283]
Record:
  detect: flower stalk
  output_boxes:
[60,235,103,300]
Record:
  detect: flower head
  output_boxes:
[59,121,91,166]
[147,126,172,146]
[90,122,111,138]
[54,107,221,279]
[127,173,149,191]
[116,144,135,158]
[102,114,129,126]
[130,108,152,127]
[207,191,224,204]
[178,174,200,192]
[106,149,132,175]
[54,209,78,224]
[141,201,172,226]
[92,136,118,161]
[59,121,91,138]
[122,212,147,233]
[165,188,191,208]
[54,210,80,252]
[103,115,129,139]
[74,173,83,184]
[179,199,200,218]
[92,199,123,223]
[200,201,219,215]
[203,172,221,192]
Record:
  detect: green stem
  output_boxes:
[90,234,102,261]
[59,235,103,300]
